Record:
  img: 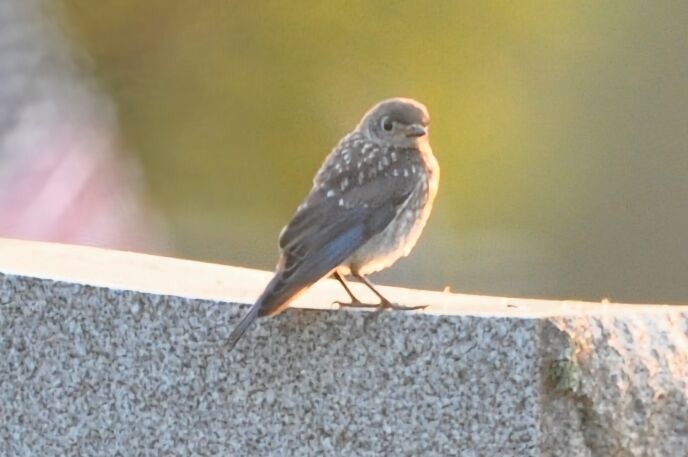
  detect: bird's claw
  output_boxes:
[333,300,379,309]
[385,301,428,311]
[334,299,427,311]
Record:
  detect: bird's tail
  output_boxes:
[224,301,261,352]
[224,271,309,352]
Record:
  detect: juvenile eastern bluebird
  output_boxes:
[226,98,439,351]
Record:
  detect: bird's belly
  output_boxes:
[339,145,439,277]
[341,189,432,276]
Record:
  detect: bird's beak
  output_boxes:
[405,124,427,138]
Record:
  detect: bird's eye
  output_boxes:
[381,117,393,132]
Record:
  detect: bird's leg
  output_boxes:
[332,271,379,308]
[354,274,427,311]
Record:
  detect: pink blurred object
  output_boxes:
[0,125,159,251]
[0,0,165,252]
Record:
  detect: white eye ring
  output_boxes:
[381,116,393,132]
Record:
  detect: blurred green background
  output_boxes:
[62,1,687,303]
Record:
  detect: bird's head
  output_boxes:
[357,98,430,148]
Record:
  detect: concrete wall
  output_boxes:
[0,239,686,456]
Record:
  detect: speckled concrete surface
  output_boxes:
[1,269,687,457]
[1,273,542,456]
[540,316,688,457]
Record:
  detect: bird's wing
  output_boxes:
[256,144,422,316]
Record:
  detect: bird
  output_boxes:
[225,97,439,351]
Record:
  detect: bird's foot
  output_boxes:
[333,299,380,309]
[382,299,428,311]
[334,298,427,311]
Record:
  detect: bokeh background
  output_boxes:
[2,1,687,303]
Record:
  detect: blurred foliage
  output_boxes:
[62,1,688,302]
